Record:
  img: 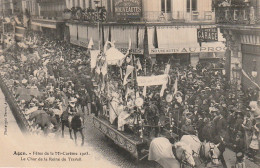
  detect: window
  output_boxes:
[187,0,190,12]
[234,10,238,20]
[161,0,171,13]
[167,0,171,12]
[187,0,197,12]
[83,0,86,9]
[161,0,165,12]
[192,0,197,11]
[243,10,247,20]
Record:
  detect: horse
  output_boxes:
[180,135,221,166]
[148,137,196,168]
[28,110,58,135]
[61,111,84,146]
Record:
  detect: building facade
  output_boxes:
[66,0,225,66]
[0,0,23,16]
[216,0,260,90]
[22,0,67,40]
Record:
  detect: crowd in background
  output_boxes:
[0,30,259,161]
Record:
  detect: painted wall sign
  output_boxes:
[114,0,142,20]
[149,46,227,54]
[197,27,218,42]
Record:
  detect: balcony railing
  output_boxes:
[215,6,260,25]
[141,11,215,23]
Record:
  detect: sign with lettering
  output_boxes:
[149,46,227,54]
[137,74,168,86]
[197,28,218,42]
[117,48,144,54]
[114,0,142,20]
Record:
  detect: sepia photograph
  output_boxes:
[0,0,260,167]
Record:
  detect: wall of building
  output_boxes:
[141,0,214,22]
[22,0,39,17]
[39,0,66,19]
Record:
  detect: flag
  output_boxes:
[125,37,131,57]
[4,17,11,23]
[90,50,100,69]
[101,61,108,76]
[143,86,147,97]
[123,65,134,85]
[160,83,167,97]
[173,78,178,95]
[88,37,94,49]
[137,58,142,71]
[164,64,170,74]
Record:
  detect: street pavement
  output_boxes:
[0,88,259,168]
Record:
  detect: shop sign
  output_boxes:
[149,46,227,54]
[197,28,218,42]
[118,48,143,54]
[114,0,142,20]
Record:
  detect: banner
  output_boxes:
[137,74,168,86]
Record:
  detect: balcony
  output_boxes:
[40,11,64,20]
[215,6,260,25]
[141,11,215,23]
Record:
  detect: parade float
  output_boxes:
[90,40,180,162]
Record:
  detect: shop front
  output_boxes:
[147,25,226,66]
[241,44,260,89]
[68,23,226,67]
[68,23,145,54]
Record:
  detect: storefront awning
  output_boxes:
[69,23,99,49]
[110,25,144,54]
[148,26,226,54]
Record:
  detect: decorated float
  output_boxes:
[90,40,181,162]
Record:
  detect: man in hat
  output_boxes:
[67,97,82,128]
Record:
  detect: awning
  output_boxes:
[69,24,78,44]
[77,24,88,47]
[149,26,226,54]
[110,25,143,54]
[31,20,57,29]
[87,25,99,49]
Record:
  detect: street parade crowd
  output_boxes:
[0,30,259,165]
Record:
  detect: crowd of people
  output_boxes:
[93,48,260,163]
[0,31,98,134]
[0,29,259,164]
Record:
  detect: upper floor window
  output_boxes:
[161,0,171,13]
[187,0,197,12]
